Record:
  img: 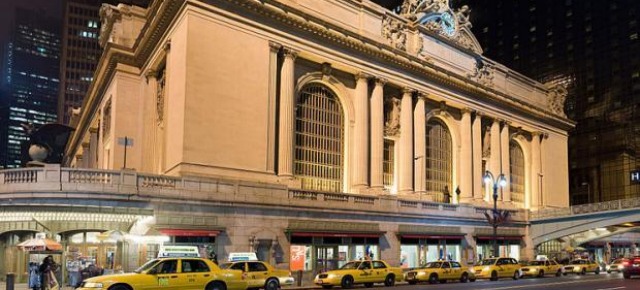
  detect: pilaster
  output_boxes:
[500,120,511,202]
[399,88,414,194]
[353,72,371,191]
[370,78,386,191]
[530,131,542,209]
[413,93,426,194]
[472,112,483,200]
[459,108,473,202]
[277,47,298,177]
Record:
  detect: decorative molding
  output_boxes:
[384,97,401,137]
[545,82,568,118]
[382,15,408,51]
[467,58,495,87]
[287,219,380,233]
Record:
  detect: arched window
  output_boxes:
[425,119,452,201]
[510,141,525,204]
[294,84,344,192]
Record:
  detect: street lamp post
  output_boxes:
[483,170,507,257]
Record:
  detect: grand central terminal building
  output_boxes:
[0,0,574,282]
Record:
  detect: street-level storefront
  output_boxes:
[287,220,383,272]
[398,225,464,268]
[475,228,523,261]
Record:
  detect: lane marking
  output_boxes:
[475,278,624,290]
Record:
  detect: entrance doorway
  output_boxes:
[316,246,339,272]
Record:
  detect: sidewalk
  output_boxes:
[0,282,74,290]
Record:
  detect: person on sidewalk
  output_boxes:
[39,255,59,290]
[28,261,41,290]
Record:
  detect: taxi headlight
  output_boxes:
[327,274,341,279]
[417,271,426,276]
[620,265,625,269]
[483,266,491,272]
[83,282,104,288]
[606,265,611,270]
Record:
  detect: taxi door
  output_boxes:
[449,262,462,280]
[247,262,270,288]
[371,261,388,282]
[146,259,180,290]
[180,259,215,290]
[357,261,375,283]
[440,262,452,280]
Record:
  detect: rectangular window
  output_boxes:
[383,139,395,189]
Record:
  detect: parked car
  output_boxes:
[219,260,294,290]
[313,260,403,289]
[472,257,521,281]
[622,257,640,279]
[607,258,628,273]
[563,259,600,275]
[520,259,563,277]
[405,260,476,284]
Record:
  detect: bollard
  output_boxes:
[5,272,15,290]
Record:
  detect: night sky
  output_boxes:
[0,0,63,45]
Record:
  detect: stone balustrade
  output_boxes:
[531,197,640,220]
[0,166,527,222]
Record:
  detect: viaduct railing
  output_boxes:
[531,198,640,220]
[0,166,527,222]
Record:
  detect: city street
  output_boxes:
[388,274,637,290]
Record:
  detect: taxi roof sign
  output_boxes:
[158,246,201,258]
[228,252,258,262]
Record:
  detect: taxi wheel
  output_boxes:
[469,278,476,282]
[607,270,612,274]
[428,274,438,284]
[364,282,374,288]
[322,285,333,289]
[341,276,354,289]
[109,285,130,290]
[265,278,279,290]
[581,268,586,275]
[384,274,395,287]
[460,273,469,283]
[595,268,600,275]
[537,270,544,278]
[408,281,417,285]
[623,273,631,279]
[490,271,498,281]
[512,271,519,280]
[556,270,562,277]
[206,281,226,290]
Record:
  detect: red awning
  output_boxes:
[291,232,382,238]
[159,229,221,237]
[476,236,523,241]
[400,234,465,239]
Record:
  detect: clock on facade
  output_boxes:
[440,12,456,37]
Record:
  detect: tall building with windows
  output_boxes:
[1,8,60,168]
[58,0,149,125]
[460,0,640,204]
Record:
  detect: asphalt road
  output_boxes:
[385,273,639,290]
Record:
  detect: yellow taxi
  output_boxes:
[314,260,403,289]
[405,260,476,284]
[219,260,294,290]
[607,258,628,273]
[520,260,563,277]
[563,259,600,275]
[77,258,246,290]
[473,257,522,281]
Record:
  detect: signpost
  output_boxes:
[117,137,134,169]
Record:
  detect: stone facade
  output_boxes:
[0,0,575,283]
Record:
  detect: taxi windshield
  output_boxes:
[135,259,160,273]
[528,261,544,266]
[570,260,585,265]
[340,262,361,270]
[423,262,443,268]
[479,259,497,266]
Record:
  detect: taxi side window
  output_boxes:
[230,263,246,272]
[496,259,504,265]
[156,260,178,274]
[248,262,268,272]
[372,261,386,269]
[451,262,461,268]
[182,260,210,273]
[359,261,372,269]
[442,262,451,268]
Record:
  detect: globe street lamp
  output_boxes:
[483,170,507,257]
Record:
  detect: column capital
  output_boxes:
[144,69,157,83]
[282,46,299,60]
[269,41,282,53]
[163,40,171,52]
[374,77,388,86]
[82,142,90,149]
[415,91,428,101]
[402,87,415,95]
[355,71,372,81]
[461,107,474,115]
[89,127,99,134]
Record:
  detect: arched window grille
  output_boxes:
[425,119,452,201]
[294,84,344,192]
[510,141,525,204]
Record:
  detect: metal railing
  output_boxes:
[531,197,640,220]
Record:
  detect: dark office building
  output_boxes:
[1,8,61,168]
[456,0,640,204]
[58,0,149,125]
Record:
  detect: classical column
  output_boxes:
[267,42,281,173]
[370,78,386,190]
[81,142,90,168]
[488,118,501,201]
[88,127,98,168]
[413,93,426,194]
[530,132,542,209]
[399,88,414,194]
[472,112,483,200]
[500,121,511,202]
[539,133,548,207]
[143,69,157,173]
[459,108,473,202]
[353,72,370,190]
[277,47,298,177]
